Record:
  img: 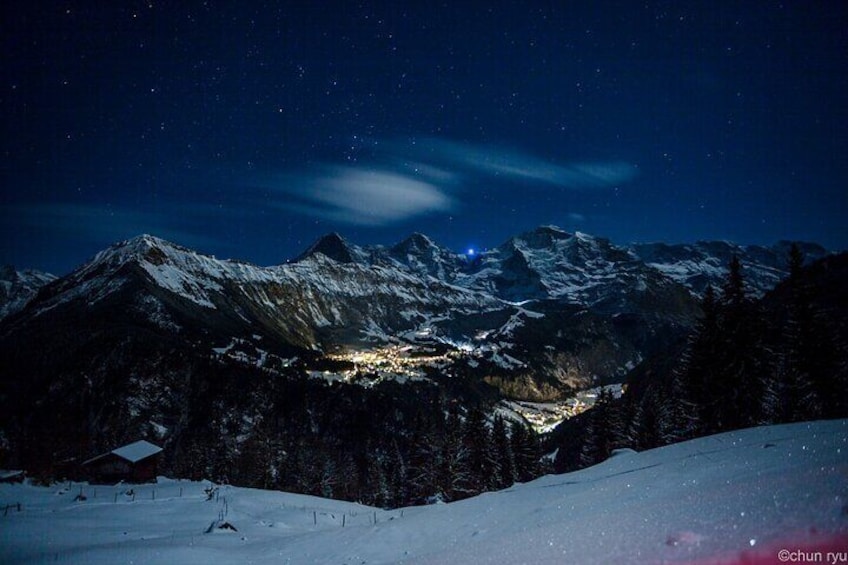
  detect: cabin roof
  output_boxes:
[83,440,163,466]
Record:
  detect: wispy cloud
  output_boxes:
[270,167,454,226]
[263,137,637,226]
[407,138,638,188]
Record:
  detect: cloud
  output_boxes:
[263,137,637,226]
[271,167,455,226]
[400,138,638,189]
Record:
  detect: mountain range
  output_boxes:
[0,228,829,394]
[0,227,834,482]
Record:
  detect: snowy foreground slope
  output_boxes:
[2,420,846,565]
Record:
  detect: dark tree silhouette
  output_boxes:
[510,421,541,482]
[491,415,515,489]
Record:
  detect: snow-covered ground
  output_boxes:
[2,420,846,564]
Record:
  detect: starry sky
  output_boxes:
[2,1,846,275]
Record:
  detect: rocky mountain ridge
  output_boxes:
[0,227,835,487]
[0,227,828,403]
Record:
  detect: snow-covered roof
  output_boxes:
[111,440,163,463]
[84,440,163,465]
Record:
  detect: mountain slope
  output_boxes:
[461,227,699,321]
[0,265,56,321]
[630,240,829,297]
[2,419,845,564]
[7,234,502,350]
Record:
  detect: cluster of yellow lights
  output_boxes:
[328,345,459,377]
[511,398,593,434]
[326,346,619,434]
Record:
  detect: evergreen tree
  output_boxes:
[720,257,769,429]
[627,392,659,451]
[490,415,515,489]
[778,243,842,419]
[362,441,390,507]
[722,255,746,309]
[510,421,541,482]
[387,440,409,508]
[440,405,471,501]
[407,413,444,503]
[317,457,337,499]
[656,374,698,446]
[676,285,724,435]
[461,408,496,495]
[236,420,286,489]
[579,388,624,466]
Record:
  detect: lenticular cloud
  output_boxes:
[276,166,455,226]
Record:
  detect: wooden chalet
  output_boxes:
[82,440,163,484]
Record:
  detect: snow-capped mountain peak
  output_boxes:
[2,227,834,402]
[294,232,366,264]
[387,232,465,281]
[509,225,573,249]
[391,232,438,254]
[460,226,669,308]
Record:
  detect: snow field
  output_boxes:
[1,419,846,564]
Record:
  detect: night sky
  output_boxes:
[2,2,846,275]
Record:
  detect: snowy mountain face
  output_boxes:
[629,240,828,297]
[0,229,827,403]
[24,234,501,351]
[385,232,468,282]
[291,227,703,319]
[0,265,56,321]
[458,227,699,321]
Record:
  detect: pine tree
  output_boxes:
[657,374,698,446]
[440,405,471,501]
[778,243,842,420]
[579,388,624,466]
[627,392,658,451]
[237,421,286,489]
[722,255,746,309]
[362,440,389,507]
[717,256,769,430]
[321,461,337,499]
[511,421,541,481]
[677,285,723,435]
[407,414,443,503]
[459,408,495,496]
[490,415,515,489]
[387,440,409,508]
